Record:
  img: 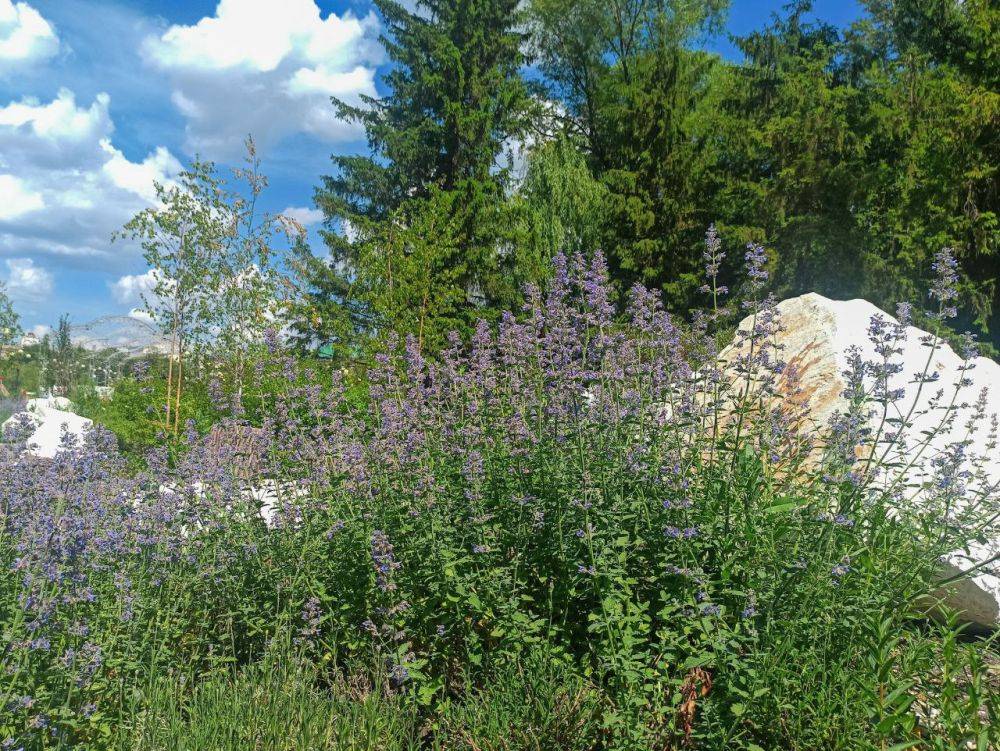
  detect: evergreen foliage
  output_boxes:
[296,0,999,350]
[313,0,534,352]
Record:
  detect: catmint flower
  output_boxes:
[667,526,699,539]
[389,663,410,687]
[895,301,912,327]
[959,332,979,360]
[295,597,322,645]
[745,243,769,284]
[371,530,400,591]
[703,224,725,284]
[662,498,692,510]
[263,326,280,353]
[929,247,959,316]
[831,558,851,580]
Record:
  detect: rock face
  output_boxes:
[2,396,93,458]
[737,293,999,629]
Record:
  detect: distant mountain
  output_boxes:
[70,315,170,356]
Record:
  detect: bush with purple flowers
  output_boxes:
[1,241,997,750]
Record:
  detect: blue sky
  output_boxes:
[0,0,862,334]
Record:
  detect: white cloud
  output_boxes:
[143,0,381,157]
[0,174,43,219]
[100,141,179,204]
[0,88,109,141]
[28,322,51,338]
[111,268,161,305]
[283,205,323,226]
[5,257,52,300]
[0,0,58,69]
[0,89,182,263]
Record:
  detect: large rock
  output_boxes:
[731,293,999,628]
[2,396,93,458]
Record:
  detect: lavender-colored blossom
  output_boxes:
[929,247,959,318]
[371,530,401,592]
[744,243,769,285]
[295,597,323,645]
[831,558,852,579]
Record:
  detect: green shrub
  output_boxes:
[1,249,997,750]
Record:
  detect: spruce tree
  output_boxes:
[529,0,728,312]
[313,0,533,352]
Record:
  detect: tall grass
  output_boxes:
[0,245,997,749]
[122,654,423,751]
[120,646,605,751]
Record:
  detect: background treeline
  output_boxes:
[295,0,998,356]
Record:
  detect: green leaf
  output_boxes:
[764,500,804,514]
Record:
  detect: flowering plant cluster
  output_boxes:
[1,243,997,749]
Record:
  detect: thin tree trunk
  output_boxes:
[165,326,176,431]
[173,346,183,437]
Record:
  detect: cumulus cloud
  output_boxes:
[0,87,109,141]
[111,268,161,305]
[0,174,43,219]
[0,0,58,70]
[28,322,51,338]
[283,205,324,227]
[0,88,182,264]
[5,257,52,300]
[142,0,381,157]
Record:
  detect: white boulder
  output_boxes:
[733,293,1000,629]
[2,396,93,458]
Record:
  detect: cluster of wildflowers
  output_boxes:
[1,238,997,748]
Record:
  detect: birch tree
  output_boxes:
[119,161,223,435]
[119,139,293,432]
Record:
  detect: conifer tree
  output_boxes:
[529,0,728,312]
[313,0,533,352]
